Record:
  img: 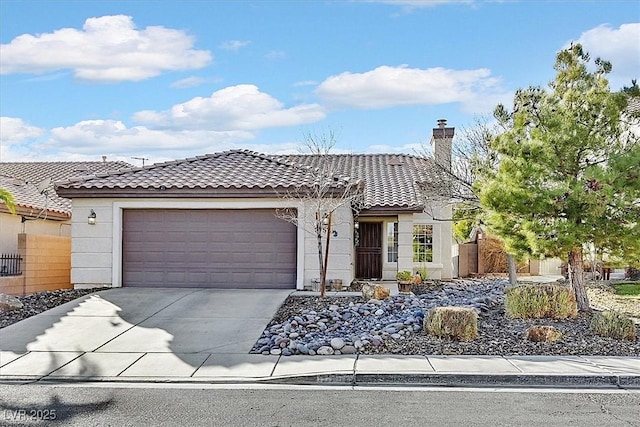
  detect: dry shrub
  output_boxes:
[505,284,578,319]
[479,237,529,273]
[590,310,637,341]
[526,325,562,342]
[424,306,478,341]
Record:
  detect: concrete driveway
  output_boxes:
[0,288,291,380]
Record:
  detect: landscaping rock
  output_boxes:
[361,283,376,299]
[330,337,345,350]
[373,285,390,300]
[526,325,563,342]
[0,293,23,312]
[316,346,334,355]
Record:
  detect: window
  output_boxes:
[387,222,398,262]
[413,224,433,262]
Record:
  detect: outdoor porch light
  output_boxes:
[354,221,359,230]
[88,209,97,225]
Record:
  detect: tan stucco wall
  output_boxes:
[0,212,70,254]
[0,233,71,296]
[302,203,354,288]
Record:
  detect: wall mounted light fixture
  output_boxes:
[88,209,97,225]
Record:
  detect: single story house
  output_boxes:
[0,161,132,255]
[56,122,455,290]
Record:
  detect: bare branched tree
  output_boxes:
[417,115,499,221]
[416,116,518,284]
[276,130,364,297]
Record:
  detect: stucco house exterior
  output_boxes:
[56,122,455,290]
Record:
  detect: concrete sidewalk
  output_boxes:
[1,351,638,388]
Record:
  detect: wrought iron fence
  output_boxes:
[0,253,22,276]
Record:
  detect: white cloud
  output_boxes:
[0,118,306,163]
[0,117,46,161]
[133,84,326,131]
[219,40,251,51]
[0,15,212,82]
[46,120,252,154]
[0,117,45,143]
[316,65,508,113]
[170,76,223,89]
[293,80,318,87]
[574,23,640,89]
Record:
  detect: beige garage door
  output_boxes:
[122,209,297,288]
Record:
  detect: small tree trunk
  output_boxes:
[316,214,326,297]
[506,253,517,286]
[322,212,333,296]
[568,247,590,311]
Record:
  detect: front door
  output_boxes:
[355,222,382,279]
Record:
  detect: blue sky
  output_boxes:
[1,1,638,165]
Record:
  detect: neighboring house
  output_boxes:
[0,174,70,255]
[0,161,132,254]
[56,123,455,290]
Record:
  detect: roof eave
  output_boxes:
[0,205,70,221]
[359,206,424,216]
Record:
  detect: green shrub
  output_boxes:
[424,306,478,341]
[396,271,412,281]
[590,310,637,340]
[504,284,577,319]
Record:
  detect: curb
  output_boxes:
[2,373,639,389]
[263,373,640,388]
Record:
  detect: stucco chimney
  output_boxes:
[431,118,454,170]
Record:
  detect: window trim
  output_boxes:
[413,224,433,263]
[387,222,398,263]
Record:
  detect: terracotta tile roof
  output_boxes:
[55,150,430,210]
[276,154,430,210]
[0,161,132,214]
[56,150,337,193]
[0,175,69,217]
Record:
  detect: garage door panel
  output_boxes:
[123,209,296,289]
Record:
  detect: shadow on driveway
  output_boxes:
[0,288,290,378]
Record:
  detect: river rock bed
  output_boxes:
[250,279,640,357]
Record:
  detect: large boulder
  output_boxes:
[0,293,23,312]
[363,283,390,300]
[373,285,390,300]
[526,325,562,342]
[361,283,375,299]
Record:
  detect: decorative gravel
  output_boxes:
[250,279,640,357]
[0,288,108,329]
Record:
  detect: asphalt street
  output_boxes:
[0,383,638,426]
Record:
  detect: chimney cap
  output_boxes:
[437,119,447,128]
